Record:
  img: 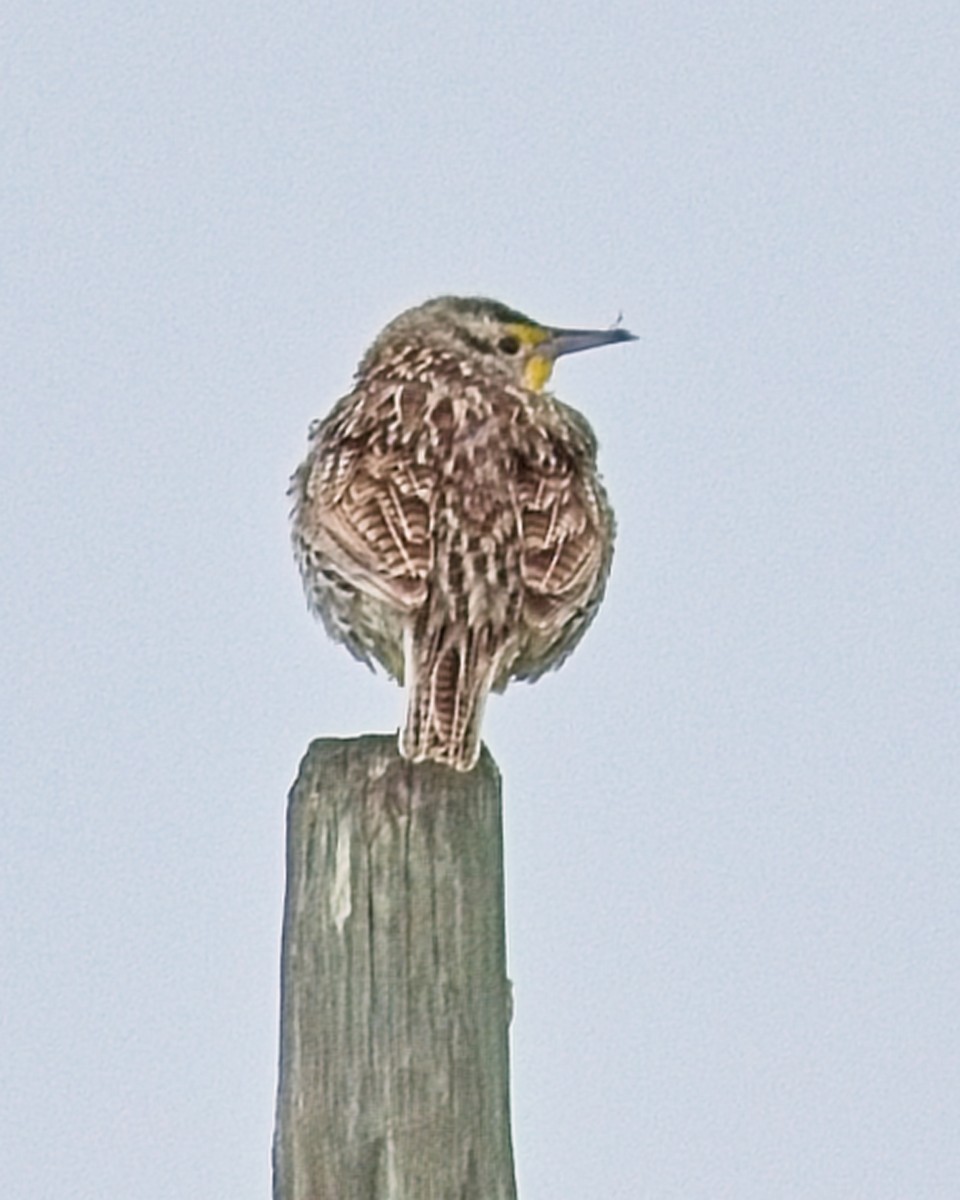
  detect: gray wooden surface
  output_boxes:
[273,735,517,1200]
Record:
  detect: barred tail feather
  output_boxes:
[400,622,501,771]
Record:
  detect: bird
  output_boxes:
[289,295,636,771]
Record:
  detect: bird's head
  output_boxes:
[362,295,636,392]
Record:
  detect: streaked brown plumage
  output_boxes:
[290,296,635,770]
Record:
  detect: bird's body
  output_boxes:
[290,296,634,770]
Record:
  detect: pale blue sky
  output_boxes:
[3,3,959,1197]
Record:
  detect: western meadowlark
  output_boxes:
[290,296,635,771]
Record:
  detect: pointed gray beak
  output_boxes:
[544,324,638,360]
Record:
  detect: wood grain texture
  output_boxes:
[273,735,517,1200]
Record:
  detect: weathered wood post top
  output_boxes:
[273,735,517,1200]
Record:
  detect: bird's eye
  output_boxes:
[498,335,521,356]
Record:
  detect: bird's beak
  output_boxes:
[544,324,638,360]
[521,320,636,391]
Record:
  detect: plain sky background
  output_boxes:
[3,3,959,1197]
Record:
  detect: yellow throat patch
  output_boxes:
[510,323,554,391]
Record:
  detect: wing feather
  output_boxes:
[295,383,435,612]
[510,416,614,678]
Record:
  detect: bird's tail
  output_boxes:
[399,616,502,772]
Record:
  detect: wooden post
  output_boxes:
[273,735,517,1200]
